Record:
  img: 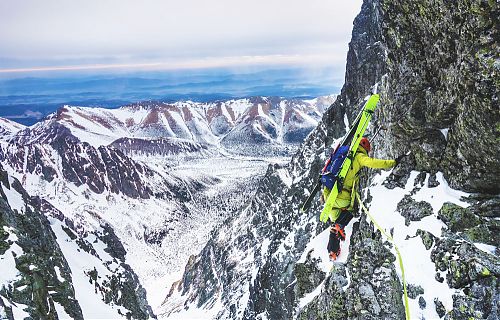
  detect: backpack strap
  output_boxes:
[349,178,358,210]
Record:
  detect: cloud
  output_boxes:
[0,0,362,69]
[0,52,348,74]
[4,110,44,119]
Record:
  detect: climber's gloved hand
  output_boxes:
[395,154,407,165]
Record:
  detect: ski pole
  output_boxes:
[369,125,387,143]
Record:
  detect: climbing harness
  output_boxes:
[356,192,410,320]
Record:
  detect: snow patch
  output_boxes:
[2,177,25,213]
[343,113,349,133]
[367,170,469,319]
[473,242,496,255]
[440,128,450,140]
[54,266,65,282]
[276,168,292,187]
[0,242,23,287]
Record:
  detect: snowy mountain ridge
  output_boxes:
[43,96,335,155]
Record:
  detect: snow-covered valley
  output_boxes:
[0,96,325,319]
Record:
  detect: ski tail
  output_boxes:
[300,180,322,212]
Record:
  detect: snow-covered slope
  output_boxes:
[0,118,25,142]
[221,97,325,151]
[0,106,289,318]
[0,93,333,318]
[0,165,154,319]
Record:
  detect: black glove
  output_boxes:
[395,154,407,165]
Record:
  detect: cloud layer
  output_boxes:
[0,0,362,70]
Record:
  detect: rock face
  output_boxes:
[397,195,434,226]
[298,218,405,320]
[0,169,84,319]
[375,0,499,194]
[162,0,499,319]
[0,165,155,319]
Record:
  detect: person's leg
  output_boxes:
[327,199,352,260]
[332,210,353,245]
[327,228,341,259]
[336,210,354,229]
[327,208,341,257]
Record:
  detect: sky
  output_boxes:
[0,0,363,74]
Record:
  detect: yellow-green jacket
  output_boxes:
[323,145,396,206]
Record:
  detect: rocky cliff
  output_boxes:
[0,164,155,319]
[162,0,499,319]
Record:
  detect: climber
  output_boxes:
[321,137,405,261]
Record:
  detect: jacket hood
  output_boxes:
[357,145,368,154]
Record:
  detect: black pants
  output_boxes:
[327,210,354,254]
[335,210,354,229]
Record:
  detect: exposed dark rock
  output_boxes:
[294,252,326,298]
[380,0,500,194]
[463,221,500,247]
[383,155,416,189]
[466,194,500,219]
[297,264,348,320]
[445,277,498,320]
[407,283,424,299]
[414,171,427,187]
[438,202,481,232]
[431,234,499,292]
[397,195,434,226]
[344,218,405,319]
[416,229,438,250]
[435,273,444,283]
[428,172,440,188]
[412,130,447,172]
[434,298,446,318]
[98,223,127,262]
[418,296,426,309]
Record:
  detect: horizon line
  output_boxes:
[0,54,339,74]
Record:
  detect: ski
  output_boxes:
[300,179,322,212]
[319,94,380,223]
[300,98,366,213]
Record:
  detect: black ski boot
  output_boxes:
[327,225,342,260]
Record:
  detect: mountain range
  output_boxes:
[0,95,333,319]
[2,96,335,157]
